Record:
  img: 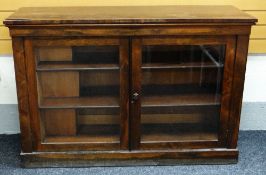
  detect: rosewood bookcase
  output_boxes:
[4,6,257,167]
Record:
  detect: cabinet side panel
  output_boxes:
[11,37,33,153]
[228,35,250,148]
[24,39,42,151]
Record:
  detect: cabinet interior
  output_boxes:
[34,42,225,145]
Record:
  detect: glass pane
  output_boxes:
[141,45,225,142]
[35,45,120,144]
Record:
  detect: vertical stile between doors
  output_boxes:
[130,39,142,150]
[119,38,130,149]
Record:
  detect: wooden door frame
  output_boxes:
[24,37,130,151]
[130,36,236,150]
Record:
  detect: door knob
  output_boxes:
[132,92,139,101]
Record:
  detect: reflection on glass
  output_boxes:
[141,45,225,142]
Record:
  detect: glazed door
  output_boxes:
[131,36,236,150]
[25,38,129,151]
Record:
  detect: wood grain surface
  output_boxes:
[4,6,257,25]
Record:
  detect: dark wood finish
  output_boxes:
[11,37,33,153]
[38,141,121,152]
[24,39,42,151]
[8,26,252,37]
[227,35,250,148]
[218,37,236,146]
[21,149,238,167]
[130,39,142,150]
[4,6,256,25]
[5,6,256,167]
[141,37,232,45]
[31,38,120,46]
[119,39,130,150]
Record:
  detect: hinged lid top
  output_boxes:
[4,6,257,26]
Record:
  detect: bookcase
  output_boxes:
[4,6,257,167]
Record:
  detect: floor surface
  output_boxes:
[0,131,265,175]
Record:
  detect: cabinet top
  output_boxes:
[4,6,257,26]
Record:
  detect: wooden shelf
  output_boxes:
[141,123,218,142]
[37,62,119,71]
[39,94,220,109]
[142,94,220,107]
[39,97,120,109]
[45,124,120,143]
[142,84,217,95]
[142,105,220,114]
[45,136,119,143]
[142,62,223,69]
